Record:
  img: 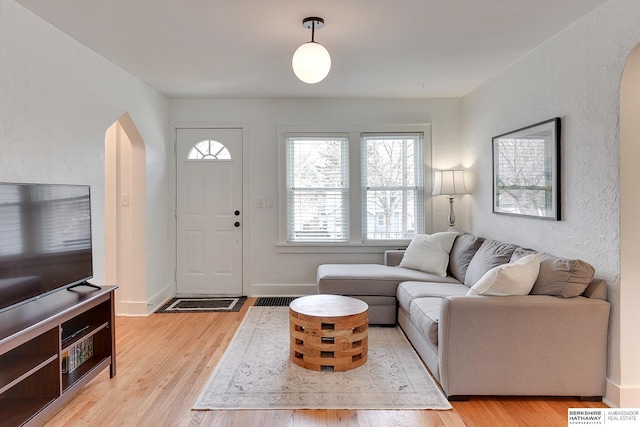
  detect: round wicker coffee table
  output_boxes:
[289,294,368,371]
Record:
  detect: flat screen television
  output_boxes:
[0,182,93,313]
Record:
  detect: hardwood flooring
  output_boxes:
[43,298,606,426]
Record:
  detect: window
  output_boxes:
[280,125,430,247]
[286,136,349,242]
[187,140,231,160]
[362,133,424,241]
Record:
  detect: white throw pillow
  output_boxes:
[466,253,541,296]
[399,232,459,277]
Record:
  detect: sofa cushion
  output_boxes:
[397,281,468,312]
[464,239,518,287]
[467,253,541,296]
[448,233,485,283]
[317,264,459,297]
[511,247,595,298]
[399,232,459,276]
[409,297,442,345]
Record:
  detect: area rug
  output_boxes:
[193,306,451,410]
[157,297,246,313]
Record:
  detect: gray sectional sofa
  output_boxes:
[316,232,611,400]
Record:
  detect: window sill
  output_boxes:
[276,242,409,254]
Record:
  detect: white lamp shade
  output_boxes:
[432,170,467,196]
[292,41,331,84]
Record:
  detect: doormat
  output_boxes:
[157,297,246,313]
[254,296,299,307]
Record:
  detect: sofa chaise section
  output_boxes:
[317,263,459,324]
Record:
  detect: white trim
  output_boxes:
[605,378,640,408]
[116,283,173,317]
[277,124,432,247]
[116,300,152,317]
[276,243,407,254]
[170,122,252,298]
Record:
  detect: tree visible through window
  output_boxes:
[362,134,424,240]
[283,129,426,244]
[286,136,349,242]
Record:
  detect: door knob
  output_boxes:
[234,222,240,227]
[234,210,240,216]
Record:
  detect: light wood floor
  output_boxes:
[43,298,606,426]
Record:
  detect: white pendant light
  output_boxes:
[292,17,331,84]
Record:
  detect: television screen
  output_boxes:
[0,183,93,312]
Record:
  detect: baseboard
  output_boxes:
[116,285,314,314]
[604,379,620,407]
[116,284,174,317]
[116,299,151,317]
[249,283,317,297]
[147,285,175,314]
[604,379,640,407]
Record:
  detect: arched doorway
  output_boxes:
[105,113,147,315]
[619,44,640,407]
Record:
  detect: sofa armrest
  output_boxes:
[384,250,405,267]
[582,278,607,300]
[438,295,610,398]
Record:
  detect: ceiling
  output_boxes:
[16,0,608,99]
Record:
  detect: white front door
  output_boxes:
[176,128,243,296]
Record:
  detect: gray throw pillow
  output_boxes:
[464,239,517,287]
[510,247,536,262]
[448,233,485,283]
[511,247,595,297]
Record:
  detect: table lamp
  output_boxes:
[432,170,467,227]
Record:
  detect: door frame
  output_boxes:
[171,122,252,297]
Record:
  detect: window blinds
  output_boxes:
[286,136,349,242]
[361,133,424,240]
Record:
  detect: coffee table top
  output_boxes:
[289,294,368,317]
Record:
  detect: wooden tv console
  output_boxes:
[0,285,117,426]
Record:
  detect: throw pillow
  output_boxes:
[448,233,485,283]
[511,247,595,298]
[466,253,542,296]
[399,232,459,277]
[463,239,518,286]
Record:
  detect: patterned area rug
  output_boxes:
[193,306,451,410]
[158,297,246,313]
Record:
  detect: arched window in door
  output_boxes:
[187,140,231,160]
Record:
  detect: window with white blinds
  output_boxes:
[286,136,349,242]
[362,133,424,241]
[280,125,430,248]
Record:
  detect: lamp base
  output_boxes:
[448,196,456,227]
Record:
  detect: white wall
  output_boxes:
[170,98,464,295]
[462,0,640,407]
[619,44,640,407]
[0,0,172,314]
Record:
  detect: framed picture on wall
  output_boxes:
[492,117,561,220]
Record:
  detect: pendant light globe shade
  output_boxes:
[292,41,331,84]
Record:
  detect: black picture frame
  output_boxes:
[492,117,561,220]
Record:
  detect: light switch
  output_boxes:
[121,194,130,206]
